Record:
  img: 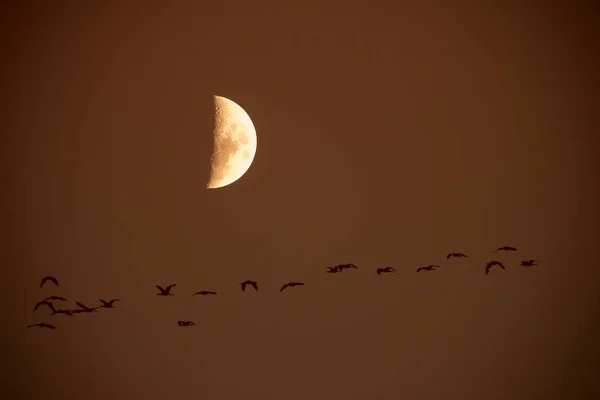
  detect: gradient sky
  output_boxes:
[2,1,599,399]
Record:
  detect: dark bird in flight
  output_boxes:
[193,291,217,296]
[177,320,196,327]
[44,296,68,302]
[27,323,56,329]
[280,282,304,292]
[75,301,99,312]
[51,309,73,317]
[337,264,358,271]
[376,267,396,275]
[521,260,538,267]
[40,276,59,288]
[446,253,467,259]
[156,284,177,296]
[325,266,341,274]
[493,246,517,252]
[34,300,56,313]
[485,261,505,275]
[417,265,440,273]
[99,299,120,308]
[240,280,258,291]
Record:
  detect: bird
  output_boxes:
[337,263,358,271]
[99,299,120,308]
[325,266,341,274]
[376,267,396,275]
[416,265,440,273]
[280,282,304,292]
[40,276,59,288]
[177,320,196,327]
[193,291,217,296]
[156,284,177,296]
[44,296,68,302]
[521,260,538,267]
[446,253,467,259]
[493,246,517,252]
[75,301,99,312]
[27,323,56,329]
[485,261,505,275]
[33,300,56,313]
[51,309,73,317]
[240,280,258,291]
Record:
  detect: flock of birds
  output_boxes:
[27,245,539,330]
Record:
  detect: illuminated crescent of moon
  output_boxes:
[207,95,257,189]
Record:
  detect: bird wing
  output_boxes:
[75,301,88,310]
[390,268,396,272]
[252,282,258,291]
[40,277,48,287]
[416,268,423,272]
[50,277,59,286]
[99,299,108,306]
[156,285,164,292]
[446,254,452,259]
[165,284,177,292]
[241,282,246,291]
[280,284,288,292]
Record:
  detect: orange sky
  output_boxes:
[2,1,599,399]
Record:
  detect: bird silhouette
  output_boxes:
[280,282,304,292]
[416,265,440,273]
[177,320,196,327]
[485,261,505,275]
[521,260,538,267]
[40,276,59,288]
[34,300,56,313]
[240,280,258,291]
[99,299,120,308]
[51,309,73,317]
[446,253,468,259]
[44,296,68,302]
[337,264,358,271]
[193,291,217,296]
[156,284,177,296]
[376,267,396,275]
[75,301,99,312]
[493,246,517,252]
[325,266,341,274]
[27,323,56,329]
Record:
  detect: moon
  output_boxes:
[207,95,257,189]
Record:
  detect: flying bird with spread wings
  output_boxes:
[446,253,467,259]
[156,284,177,296]
[177,320,196,327]
[51,309,73,317]
[280,282,304,292]
[521,260,538,267]
[485,261,505,275]
[75,301,99,313]
[417,265,440,273]
[493,246,517,252]
[193,291,217,296]
[99,299,120,308]
[33,300,56,313]
[40,276,59,288]
[240,280,258,291]
[337,264,358,271]
[27,323,56,329]
[376,267,396,275]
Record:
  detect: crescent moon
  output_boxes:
[207,95,257,189]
